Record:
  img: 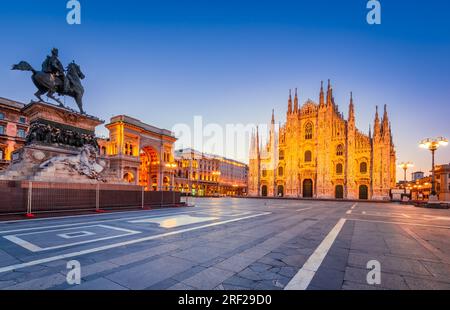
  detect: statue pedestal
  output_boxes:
[23,100,103,137]
[0,101,123,184]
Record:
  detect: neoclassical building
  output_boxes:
[98,115,177,190]
[248,81,396,200]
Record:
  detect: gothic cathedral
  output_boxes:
[248,80,396,200]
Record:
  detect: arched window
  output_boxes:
[360,162,368,174]
[0,113,4,120]
[305,122,313,140]
[278,166,284,176]
[123,172,134,183]
[336,144,344,156]
[279,150,284,160]
[336,163,343,174]
[304,150,312,162]
[262,169,267,177]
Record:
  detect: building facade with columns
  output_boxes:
[0,98,28,170]
[98,115,177,190]
[173,148,248,196]
[248,81,396,200]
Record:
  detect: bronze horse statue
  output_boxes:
[12,61,86,114]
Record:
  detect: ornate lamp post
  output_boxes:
[398,162,414,185]
[419,137,448,197]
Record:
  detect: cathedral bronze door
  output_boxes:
[261,185,268,197]
[303,179,313,198]
[277,185,284,197]
[359,185,368,200]
[335,185,344,199]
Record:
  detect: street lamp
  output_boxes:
[419,136,448,197]
[398,161,414,184]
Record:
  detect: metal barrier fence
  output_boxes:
[0,180,181,216]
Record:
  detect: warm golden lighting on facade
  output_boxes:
[173,148,247,197]
[249,83,396,200]
[100,115,176,191]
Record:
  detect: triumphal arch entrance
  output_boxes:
[101,115,177,190]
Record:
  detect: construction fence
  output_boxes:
[0,180,182,215]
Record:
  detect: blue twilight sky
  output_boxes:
[0,0,449,181]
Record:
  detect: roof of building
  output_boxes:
[175,148,247,167]
[107,115,174,138]
[0,97,25,110]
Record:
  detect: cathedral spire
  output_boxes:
[382,104,389,134]
[287,89,292,114]
[319,81,325,107]
[326,79,333,107]
[256,125,260,157]
[374,106,381,138]
[348,92,355,122]
[271,109,275,124]
[249,128,256,159]
[294,88,299,113]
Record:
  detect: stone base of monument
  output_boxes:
[0,143,123,184]
[0,101,127,184]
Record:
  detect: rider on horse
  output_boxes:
[41,48,69,93]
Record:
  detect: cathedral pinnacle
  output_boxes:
[288,89,292,114]
[319,81,324,107]
[294,88,299,113]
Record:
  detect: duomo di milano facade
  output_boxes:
[248,80,396,200]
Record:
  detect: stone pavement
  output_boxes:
[0,198,449,290]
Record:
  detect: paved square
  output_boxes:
[3,224,141,252]
[0,198,450,290]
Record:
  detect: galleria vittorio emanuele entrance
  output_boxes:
[100,115,177,190]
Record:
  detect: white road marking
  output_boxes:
[295,207,313,212]
[0,212,271,274]
[355,211,419,220]
[0,207,189,224]
[284,218,347,290]
[0,209,232,234]
[423,215,450,221]
[3,235,42,252]
[346,210,352,215]
[348,218,450,229]
[351,203,358,210]
[129,215,218,228]
[4,225,141,252]
[57,231,95,239]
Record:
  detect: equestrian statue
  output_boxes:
[12,48,86,114]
